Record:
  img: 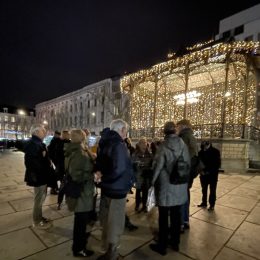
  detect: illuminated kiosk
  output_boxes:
[120,41,260,172]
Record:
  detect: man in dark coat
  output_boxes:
[24,124,52,229]
[96,119,134,260]
[198,141,221,210]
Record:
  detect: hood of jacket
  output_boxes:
[164,134,183,151]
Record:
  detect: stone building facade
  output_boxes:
[35,78,128,135]
[0,107,35,140]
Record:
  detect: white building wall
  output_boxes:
[216,4,260,41]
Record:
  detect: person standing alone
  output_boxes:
[198,141,221,211]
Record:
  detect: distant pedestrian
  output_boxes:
[197,141,221,211]
[24,124,52,229]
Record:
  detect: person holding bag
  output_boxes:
[64,129,95,257]
[149,121,190,256]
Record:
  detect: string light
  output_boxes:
[121,41,260,138]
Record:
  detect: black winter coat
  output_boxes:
[24,135,52,187]
[96,130,134,198]
[198,145,221,176]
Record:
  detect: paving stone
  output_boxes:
[180,217,233,260]
[0,184,31,194]
[0,202,15,216]
[1,150,260,260]
[0,190,33,203]
[124,243,193,260]
[216,194,257,211]
[228,186,260,200]
[192,205,248,230]
[0,228,46,259]
[31,215,74,247]
[246,206,260,225]
[215,247,256,260]
[227,222,260,259]
[23,237,104,260]
[0,209,32,235]
[240,182,260,191]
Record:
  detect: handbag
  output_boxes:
[63,174,83,198]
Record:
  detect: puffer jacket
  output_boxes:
[152,134,190,207]
[96,130,134,199]
[64,143,95,213]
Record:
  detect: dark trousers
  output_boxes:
[158,205,181,250]
[200,175,218,207]
[135,187,148,209]
[57,180,65,205]
[72,211,91,253]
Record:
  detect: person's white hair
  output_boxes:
[110,119,128,133]
[30,124,45,136]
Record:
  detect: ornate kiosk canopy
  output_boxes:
[120,41,260,140]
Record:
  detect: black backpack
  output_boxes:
[170,145,190,185]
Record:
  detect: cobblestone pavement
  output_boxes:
[0,149,259,260]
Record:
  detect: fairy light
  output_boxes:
[121,41,260,137]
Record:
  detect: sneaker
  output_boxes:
[73,249,94,257]
[197,203,207,208]
[32,221,52,230]
[57,204,61,210]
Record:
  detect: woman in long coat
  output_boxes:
[64,129,95,257]
[149,122,190,256]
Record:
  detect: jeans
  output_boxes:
[181,188,190,225]
[33,185,47,224]
[99,195,126,250]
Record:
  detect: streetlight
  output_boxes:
[17,109,26,139]
[18,110,25,115]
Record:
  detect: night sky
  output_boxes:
[1,0,260,109]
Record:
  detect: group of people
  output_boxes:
[23,118,221,259]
